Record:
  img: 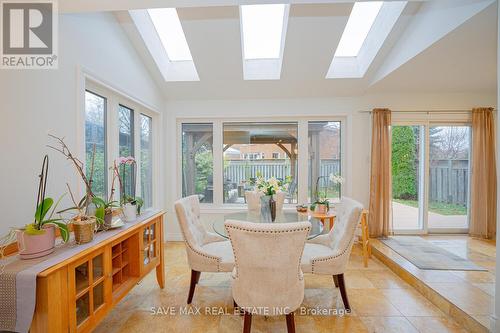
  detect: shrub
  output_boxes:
[392,126,417,200]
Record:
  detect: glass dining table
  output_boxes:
[212,210,324,240]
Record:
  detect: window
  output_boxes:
[148,8,193,61]
[241,4,286,59]
[140,114,153,208]
[84,82,156,209]
[118,105,135,198]
[272,153,280,159]
[308,122,341,202]
[223,122,298,204]
[335,1,383,57]
[182,123,214,203]
[85,91,107,198]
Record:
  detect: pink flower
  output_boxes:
[117,156,136,165]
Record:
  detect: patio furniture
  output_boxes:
[224,220,311,333]
[174,195,235,304]
[300,197,363,311]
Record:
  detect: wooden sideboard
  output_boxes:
[27,212,165,333]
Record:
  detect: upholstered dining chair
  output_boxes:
[244,191,262,211]
[174,195,235,304]
[225,220,311,333]
[245,190,286,212]
[300,197,363,312]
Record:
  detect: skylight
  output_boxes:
[148,8,193,61]
[335,1,383,57]
[241,4,286,59]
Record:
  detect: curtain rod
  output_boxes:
[359,109,496,114]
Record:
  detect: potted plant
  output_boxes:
[310,191,330,214]
[116,156,143,222]
[92,197,119,229]
[15,155,69,259]
[17,197,70,259]
[48,134,100,244]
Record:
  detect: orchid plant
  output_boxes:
[116,156,144,214]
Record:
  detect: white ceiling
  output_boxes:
[115,1,497,100]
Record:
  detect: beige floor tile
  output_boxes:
[380,288,444,317]
[348,289,402,316]
[427,282,493,315]
[405,316,468,333]
[94,241,475,332]
[359,316,418,333]
[363,270,410,289]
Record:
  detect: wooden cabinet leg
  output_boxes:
[155,218,165,289]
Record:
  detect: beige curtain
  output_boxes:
[368,108,392,238]
[470,107,497,239]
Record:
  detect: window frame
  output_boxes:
[82,79,160,210]
[177,116,347,211]
[84,89,108,199]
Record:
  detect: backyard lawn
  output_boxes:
[393,199,467,215]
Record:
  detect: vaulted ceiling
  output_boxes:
[74,0,498,99]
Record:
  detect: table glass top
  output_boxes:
[212,210,324,240]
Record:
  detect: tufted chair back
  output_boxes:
[245,191,263,211]
[327,198,363,251]
[225,220,310,315]
[175,195,208,248]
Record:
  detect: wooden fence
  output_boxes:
[429,159,469,206]
[224,159,468,206]
[224,159,340,185]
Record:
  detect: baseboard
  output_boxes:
[165,232,183,241]
[491,315,499,333]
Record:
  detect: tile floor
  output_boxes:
[95,242,469,333]
[371,235,496,332]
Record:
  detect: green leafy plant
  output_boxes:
[310,191,330,211]
[392,126,417,200]
[92,197,119,224]
[122,195,144,215]
[25,196,70,242]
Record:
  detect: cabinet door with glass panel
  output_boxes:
[68,250,110,333]
[141,220,160,273]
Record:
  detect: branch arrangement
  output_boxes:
[47,134,95,216]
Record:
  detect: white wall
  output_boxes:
[0,12,163,236]
[163,92,496,240]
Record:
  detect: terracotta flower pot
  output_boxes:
[315,204,328,214]
[16,224,56,260]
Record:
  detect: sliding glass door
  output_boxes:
[391,125,424,231]
[391,124,471,233]
[428,126,470,230]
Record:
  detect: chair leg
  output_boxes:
[335,273,350,311]
[243,312,252,333]
[286,312,296,333]
[187,270,201,304]
[332,274,339,288]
